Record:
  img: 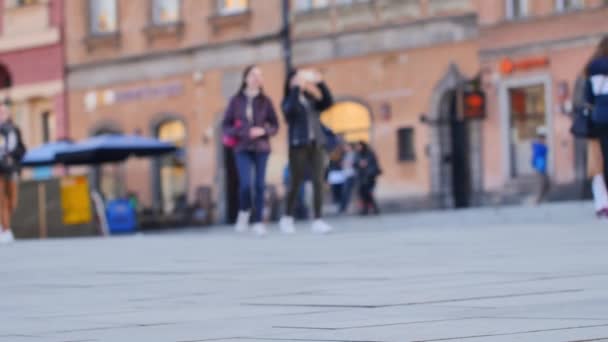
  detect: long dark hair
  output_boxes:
[585,36,608,76]
[239,64,260,94]
[284,68,299,100]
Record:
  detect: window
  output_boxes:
[335,0,369,6]
[152,0,180,25]
[295,0,329,12]
[218,0,248,15]
[397,127,416,162]
[4,0,39,8]
[555,0,584,11]
[506,0,528,19]
[89,0,118,35]
[0,65,11,89]
[41,111,55,144]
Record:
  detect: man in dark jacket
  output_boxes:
[279,69,335,234]
[0,98,25,244]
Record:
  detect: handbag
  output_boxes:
[222,119,242,148]
[570,104,596,139]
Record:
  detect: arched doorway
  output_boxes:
[427,63,481,209]
[154,119,187,215]
[321,101,372,143]
[0,64,12,89]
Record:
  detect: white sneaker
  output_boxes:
[279,216,296,234]
[234,211,250,233]
[311,219,333,234]
[252,223,268,237]
[0,230,15,244]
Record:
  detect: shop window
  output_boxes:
[508,84,547,177]
[295,0,329,12]
[4,0,39,8]
[320,101,371,143]
[555,0,584,12]
[506,0,528,19]
[152,0,180,25]
[397,127,415,162]
[157,119,187,215]
[89,0,118,35]
[218,0,248,15]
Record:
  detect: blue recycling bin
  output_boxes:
[106,199,137,234]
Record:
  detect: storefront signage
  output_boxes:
[462,91,486,119]
[85,82,184,112]
[500,57,549,75]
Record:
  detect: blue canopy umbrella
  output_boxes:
[21,140,73,167]
[55,134,177,166]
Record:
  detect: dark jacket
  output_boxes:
[0,121,26,174]
[222,92,279,152]
[356,149,381,185]
[282,82,334,148]
[585,57,608,124]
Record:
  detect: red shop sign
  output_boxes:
[500,57,550,75]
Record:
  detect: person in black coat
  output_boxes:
[585,36,608,185]
[279,68,335,234]
[355,141,381,216]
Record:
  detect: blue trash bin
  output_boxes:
[106,199,137,234]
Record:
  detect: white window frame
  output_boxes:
[555,0,584,12]
[505,0,529,20]
[218,0,249,16]
[89,0,118,35]
[152,0,181,25]
[294,0,330,12]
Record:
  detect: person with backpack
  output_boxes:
[222,65,279,236]
[0,99,26,244]
[279,68,335,234]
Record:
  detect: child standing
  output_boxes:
[531,132,549,204]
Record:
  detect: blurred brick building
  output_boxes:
[0,0,67,151]
[63,0,608,221]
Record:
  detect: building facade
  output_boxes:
[65,0,608,222]
[0,0,67,152]
[478,0,608,203]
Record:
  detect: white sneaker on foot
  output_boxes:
[311,219,333,234]
[234,211,250,233]
[0,230,15,244]
[279,216,296,234]
[252,223,268,237]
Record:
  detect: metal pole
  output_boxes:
[281,0,293,74]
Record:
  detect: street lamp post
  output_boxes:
[281,0,293,74]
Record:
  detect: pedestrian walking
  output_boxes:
[531,129,549,204]
[222,65,279,236]
[340,143,357,214]
[584,36,608,217]
[279,68,335,234]
[355,141,381,216]
[0,99,26,244]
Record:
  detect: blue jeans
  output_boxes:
[235,151,269,223]
[340,176,355,213]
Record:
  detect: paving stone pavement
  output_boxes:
[2,202,608,342]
